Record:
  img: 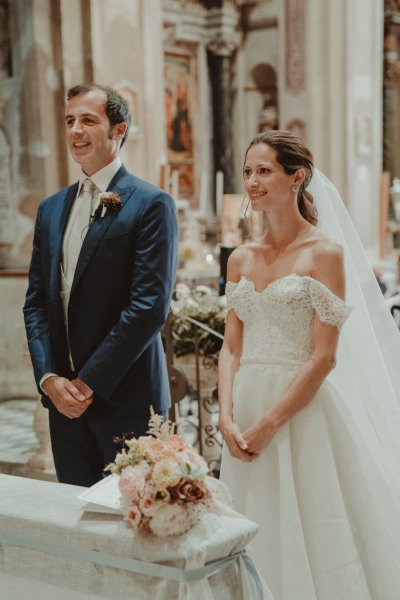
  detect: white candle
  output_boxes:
[216,170,224,217]
[199,171,208,216]
[171,170,179,200]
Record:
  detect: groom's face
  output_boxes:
[65,89,125,176]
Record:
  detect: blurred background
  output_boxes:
[1,0,399,478]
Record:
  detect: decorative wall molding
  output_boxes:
[207,30,241,56]
[163,1,240,54]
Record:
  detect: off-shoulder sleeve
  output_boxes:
[308,277,354,330]
[225,281,239,311]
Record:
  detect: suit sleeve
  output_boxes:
[78,193,178,400]
[23,204,58,389]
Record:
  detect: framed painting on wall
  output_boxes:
[164,50,198,209]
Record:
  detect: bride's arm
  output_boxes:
[243,242,344,456]
[218,252,254,461]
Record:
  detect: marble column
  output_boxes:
[280,0,383,258]
[207,6,241,201]
[207,51,235,197]
[0,1,70,480]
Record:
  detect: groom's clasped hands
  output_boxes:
[42,375,93,419]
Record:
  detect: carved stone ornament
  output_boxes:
[207,31,241,56]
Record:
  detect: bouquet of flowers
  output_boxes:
[105,411,212,537]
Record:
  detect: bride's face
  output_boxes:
[243,143,296,212]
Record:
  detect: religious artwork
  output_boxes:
[164,51,197,208]
[285,0,306,93]
[250,63,279,132]
[165,52,194,157]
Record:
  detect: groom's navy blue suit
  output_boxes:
[24,165,178,485]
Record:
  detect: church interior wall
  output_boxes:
[232,16,279,190]
[0,0,394,405]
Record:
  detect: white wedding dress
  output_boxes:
[220,273,400,600]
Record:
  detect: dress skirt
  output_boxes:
[220,362,400,600]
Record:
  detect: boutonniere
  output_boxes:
[94,192,122,218]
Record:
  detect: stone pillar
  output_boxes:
[0,0,68,481]
[280,0,383,258]
[343,0,383,258]
[207,7,241,199]
[207,51,235,196]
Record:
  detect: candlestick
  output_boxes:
[171,170,179,200]
[199,171,208,216]
[216,170,224,218]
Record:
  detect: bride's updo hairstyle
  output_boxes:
[244,130,317,226]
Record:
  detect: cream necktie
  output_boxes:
[60,178,96,364]
[62,177,96,285]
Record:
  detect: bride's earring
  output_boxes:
[291,185,299,193]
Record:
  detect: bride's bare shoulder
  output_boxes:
[310,232,345,292]
[227,244,256,281]
[311,231,344,262]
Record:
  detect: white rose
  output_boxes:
[152,459,182,488]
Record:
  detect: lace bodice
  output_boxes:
[226,274,353,366]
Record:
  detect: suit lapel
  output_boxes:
[70,166,137,295]
[49,183,78,301]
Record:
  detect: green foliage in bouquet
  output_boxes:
[170,284,227,362]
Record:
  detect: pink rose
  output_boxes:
[165,434,187,452]
[119,465,145,502]
[145,440,174,462]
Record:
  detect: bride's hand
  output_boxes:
[243,418,277,455]
[219,419,256,462]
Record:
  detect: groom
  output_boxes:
[24,84,178,486]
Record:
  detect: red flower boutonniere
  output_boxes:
[94,192,122,218]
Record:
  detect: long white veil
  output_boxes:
[310,169,400,457]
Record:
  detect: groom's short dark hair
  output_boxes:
[67,83,131,146]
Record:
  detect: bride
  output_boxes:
[218,130,400,599]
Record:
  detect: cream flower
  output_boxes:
[149,504,195,537]
[126,505,142,530]
[178,449,209,476]
[152,459,182,488]
[139,488,167,517]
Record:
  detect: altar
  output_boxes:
[0,474,269,600]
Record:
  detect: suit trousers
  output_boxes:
[48,405,167,487]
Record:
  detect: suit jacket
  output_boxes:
[24,165,178,418]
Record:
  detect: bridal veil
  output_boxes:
[310,169,400,459]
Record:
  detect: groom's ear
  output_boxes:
[111,122,128,141]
